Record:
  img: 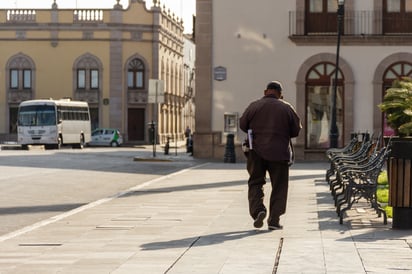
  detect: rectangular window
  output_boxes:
[327,0,338,12]
[77,69,86,89]
[310,0,323,12]
[10,69,18,89]
[137,71,144,88]
[306,85,343,149]
[23,69,31,89]
[127,71,134,88]
[387,0,401,12]
[90,69,99,89]
[224,113,238,133]
[406,0,412,11]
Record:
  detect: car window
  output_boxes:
[106,129,114,134]
[92,130,103,136]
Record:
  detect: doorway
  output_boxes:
[127,108,145,141]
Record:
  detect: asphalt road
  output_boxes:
[0,146,198,236]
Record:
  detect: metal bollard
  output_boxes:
[164,137,170,155]
[224,134,236,163]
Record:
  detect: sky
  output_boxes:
[0,0,195,33]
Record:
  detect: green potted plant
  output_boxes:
[378,77,412,136]
[378,76,412,229]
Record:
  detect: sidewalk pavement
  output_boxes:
[0,159,411,273]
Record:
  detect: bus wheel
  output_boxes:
[21,145,28,150]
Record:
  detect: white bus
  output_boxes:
[17,99,91,149]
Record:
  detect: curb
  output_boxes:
[133,157,172,162]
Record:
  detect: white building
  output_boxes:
[194,0,409,160]
[182,35,196,136]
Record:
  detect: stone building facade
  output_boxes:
[0,0,193,145]
[194,0,412,161]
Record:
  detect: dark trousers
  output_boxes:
[246,150,289,226]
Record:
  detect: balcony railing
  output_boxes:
[73,10,104,23]
[289,10,412,37]
[7,10,36,22]
[4,9,104,24]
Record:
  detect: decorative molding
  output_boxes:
[7,54,35,69]
[16,31,26,40]
[74,90,99,103]
[8,90,32,103]
[83,31,94,40]
[128,90,148,104]
[290,35,412,46]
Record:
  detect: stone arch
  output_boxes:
[72,53,103,129]
[6,52,36,100]
[295,53,354,155]
[6,52,36,69]
[124,53,150,89]
[124,54,150,143]
[72,53,103,94]
[73,53,102,69]
[6,53,36,134]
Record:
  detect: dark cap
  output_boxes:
[266,81,283,92]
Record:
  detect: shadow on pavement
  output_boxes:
[120,180,245,198]
[0,203,86,215]
[140,230,271,250]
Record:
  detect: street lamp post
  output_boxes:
[330,0,345,148]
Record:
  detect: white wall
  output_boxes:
[212,0,296,139]
[211,0,407,141]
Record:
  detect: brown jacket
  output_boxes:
[239,94,301,161]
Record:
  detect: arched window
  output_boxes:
[306,62,344,149]
[127,58,145,89]
[8,55,34,91]
[73,53,102,130]
[74,54,100,90]
[7,54,35,134]
[383,61,412,88]
[381,61,412,135]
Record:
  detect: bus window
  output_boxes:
[18,105,56,126]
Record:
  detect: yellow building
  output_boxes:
[0,0,189,145]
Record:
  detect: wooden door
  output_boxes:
[127,108,145,141]
[383,0,412,33]
[305,0,338,34]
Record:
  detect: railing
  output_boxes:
[289,10,412,36]
[7,10,36,22]
[73,10,104,23]
[4,9,104,23]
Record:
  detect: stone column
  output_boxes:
[109,7,123,130]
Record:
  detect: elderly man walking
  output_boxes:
[239,81,301,230]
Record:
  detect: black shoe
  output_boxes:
[268,224,283,230]
[253,211,267,228]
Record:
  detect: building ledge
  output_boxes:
[289,35,412,46]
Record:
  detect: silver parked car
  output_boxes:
[89,128,123,147]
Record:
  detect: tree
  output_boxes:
[378,77,412,137]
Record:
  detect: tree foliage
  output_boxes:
[378,77,412,136]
